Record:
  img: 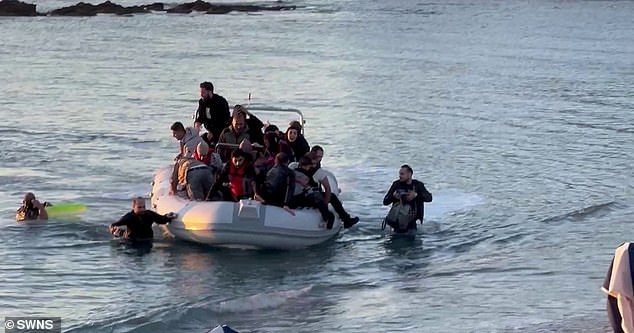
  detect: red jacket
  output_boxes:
[194,150,212,166]
[219,162,256,200]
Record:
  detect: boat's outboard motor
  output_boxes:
[206,325,241,333]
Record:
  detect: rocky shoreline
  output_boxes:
[0,0,296,16]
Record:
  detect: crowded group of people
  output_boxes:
[17,81,433,237]
[168,81,359,230]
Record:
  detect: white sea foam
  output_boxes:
[213,285,313,313]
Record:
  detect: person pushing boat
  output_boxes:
[109,197,177,242]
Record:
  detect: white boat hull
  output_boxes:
[150,166,342,250]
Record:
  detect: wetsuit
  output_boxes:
[195,94,230,142]
[383,180,433,230]
[111,210,172,242]
[16,205,40,221]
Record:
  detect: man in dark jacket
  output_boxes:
[109,197,176,242]
[194,81,230,143]
[256,153,295,215]
[383,165,432,232]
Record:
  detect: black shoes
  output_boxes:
[343,216,359,229]
[324,215,358,230]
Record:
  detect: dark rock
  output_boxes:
[144,2,164,11]
[49,2,98,16]
[166,0,210,13]
[189,0,212,11]
[1,0,295,17]
[0,0,37,16]
[169,1,296,14]
[206,6,231,15]
[205,3,296,14]
[49,1,148,16]
[165,6,191,14]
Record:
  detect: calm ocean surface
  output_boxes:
[1,0,633,332]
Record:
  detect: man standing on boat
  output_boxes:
[194,81,230,144]
[109,197,176,242]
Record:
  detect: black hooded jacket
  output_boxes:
[383,179,432,221]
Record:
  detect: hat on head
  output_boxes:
[288,120,302,131]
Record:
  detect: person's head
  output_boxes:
[232,115,246,133]
[264,132,279,150]
[299,155,314,170]
[275,152,289,166]
[264,124,279,134]
[232,104,247,118]
[170,122,185,140]
[22,192,35,207]
[286,127,298,142]
[231,149,246,168]
[399,164,414,183]
[200,81,214,99]
[289,120,302,131]
[310,145,324,164]
[132,197,146,215]
[196,141,209,157]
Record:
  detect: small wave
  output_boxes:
[213,285,313,313]
[540,201,618,224]
[444,233,495,253]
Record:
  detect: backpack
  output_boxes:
[384,201,415,231]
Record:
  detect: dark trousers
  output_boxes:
[329,194,351,220]
[261,189,284,207]
[290,193,333,222]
